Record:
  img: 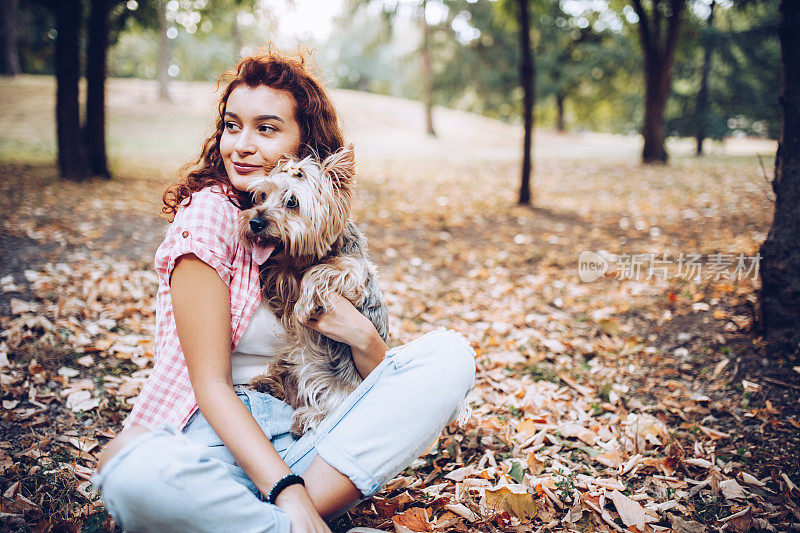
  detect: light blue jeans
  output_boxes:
[90,329,476,532]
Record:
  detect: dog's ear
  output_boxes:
[320,145,356,192]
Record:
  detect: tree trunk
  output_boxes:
[758,0,800,359]
[232,12,243,60]
[517,0,534,205]
[55,0,90,181]
[695,0,715,156]
[421,0,436,137]
[85,0,111,178]
[641,56,671,163]
[632,0,685,165]
[0,0,21,75]
[157,0,171,101]
[556,93,565,133]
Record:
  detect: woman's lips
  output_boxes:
[232,162,261,174]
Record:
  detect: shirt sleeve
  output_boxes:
[155,189,238,287]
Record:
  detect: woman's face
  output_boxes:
[220,85,303,192]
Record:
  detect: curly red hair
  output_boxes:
[162,48,345,219]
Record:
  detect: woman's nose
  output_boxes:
[235,130,256,155]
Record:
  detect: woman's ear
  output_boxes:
[320,145,356,191]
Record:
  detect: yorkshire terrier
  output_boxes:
[237,146,389,436]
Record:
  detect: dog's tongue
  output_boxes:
[252,243,275,265]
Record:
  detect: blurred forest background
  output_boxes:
[3,0,780,148]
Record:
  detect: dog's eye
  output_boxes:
[254,192,267,204]
[285,195,299,209]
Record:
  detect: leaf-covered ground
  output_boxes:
[1,76,798,532]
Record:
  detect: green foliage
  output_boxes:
[434,0,522,120]
[508,460,528,483]
[12,0,781,139]
[666,0,781,140]
[316,5,407,95]
[555,468,577,500]
[109,31,160,79]
[508,405,524,418]
[81,509,111,533]
[598,381,612,402]
[522,363,560,383]
[109,0,265,82]
[691,494,728,523]
[16,0,56,75]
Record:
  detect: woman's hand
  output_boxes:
[306,293,387,379]
[275,485,332,532]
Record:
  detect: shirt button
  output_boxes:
[182,230,189,238]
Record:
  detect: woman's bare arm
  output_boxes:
[170,254,331,530]
[306,293,388,379]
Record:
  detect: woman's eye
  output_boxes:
[259,124,277,134]
[285,195,298,209]
[224,121,239,131]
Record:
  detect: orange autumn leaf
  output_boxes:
[392,507,432,532]
[479,417,505,431]
[595,448,623,468]
[516,419,539,436]
[526,452,546,475]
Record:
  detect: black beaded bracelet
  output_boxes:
[264,473,305,505]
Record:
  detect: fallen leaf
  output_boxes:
[719,479,747,500]
[391,507,432,532]
[66,390,100,412]
[526,452,546,475]
[484,485,538,521]
[609,489,654,530]
[595,449,623,468]
[669,513,707,532]
[444,465,474,482]
[76,355,95,367]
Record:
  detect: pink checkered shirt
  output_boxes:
[122,186,261,430]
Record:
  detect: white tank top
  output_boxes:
[231,302,287,385]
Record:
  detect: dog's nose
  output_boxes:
[249,217,268,233]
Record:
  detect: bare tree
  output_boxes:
[85,0,111,178]
[420,0,436,137]
[695,0,715,155]
[517,0,534,205]
[758,0,800,358]
[157,0,172,101]
[630,0,685,164]
[55,0,91,181]
[0,0,21,75]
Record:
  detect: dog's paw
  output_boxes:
[289,422,304,439]
[248,374,289,402]
[293,294,327,326]
[291,407,327,436]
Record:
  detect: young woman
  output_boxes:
[91,50,476,533]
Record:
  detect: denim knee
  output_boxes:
[94,426,292,532]
[412,329,477,396]
[394,329,477,421]
[94,429,193,525]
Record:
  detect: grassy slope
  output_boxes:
[0,74,777,168]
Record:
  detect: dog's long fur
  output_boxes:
[237,147,389,435]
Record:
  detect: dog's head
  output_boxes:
[238,145,356,265]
